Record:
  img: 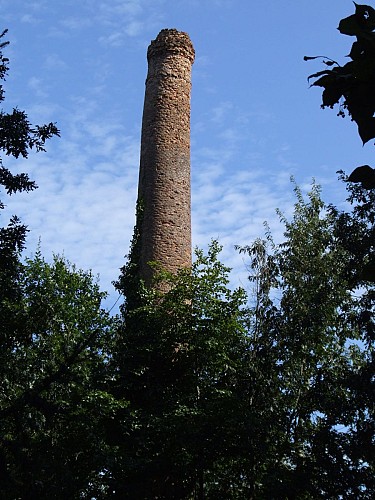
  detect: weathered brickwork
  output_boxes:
[137,29,195,284]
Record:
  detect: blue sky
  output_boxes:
[1,0,374,308]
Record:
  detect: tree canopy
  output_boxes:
[0,28,60,325]
[0,253,117,498]
[0,12,374,499]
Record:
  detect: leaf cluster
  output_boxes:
[0,253,119,498]
[0,28,61,364]
[235,182,374,498]
[306,3,375,145]
[1,178,373,497]
[0,29,60,236]
[107,181,373,498]
[110,241,250,498]
[0,18,373,500]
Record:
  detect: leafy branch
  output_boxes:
[306,2,375,188]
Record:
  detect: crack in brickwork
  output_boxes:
[137,29,195,284]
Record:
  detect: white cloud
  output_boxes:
[20,14,39,24]
[3,0,350,313]
[2,96,140,310]
[44,54,68,71]
[211,101,233,124]
[60,17,93,30]
[27,77,49,99]
[98,0,144,19]
[92,0,165,46]
[124,20,144,37]
[98,32,124,47]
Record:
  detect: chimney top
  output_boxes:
[147,28,195,63]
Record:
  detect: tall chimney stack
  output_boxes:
[136,29,195,284]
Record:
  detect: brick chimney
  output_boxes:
[136,29,195,284]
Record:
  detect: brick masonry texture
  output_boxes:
[137,29,195,284]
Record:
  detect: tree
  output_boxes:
[306,3,375,187]
[237,182,374,498]
[0,28,60,348]
[0,252,119,498]
[0,30,120,499]
[0,29,60,212]
[0,18,372,499]
[304,10,374,494]
[329,176,375,492]
[109,182,373,498]
[111,241,249,498]
[304,8,374,494]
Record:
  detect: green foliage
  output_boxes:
[234,182,373,498]
[110,182,374,498]
[306,3,375,146]
[0,29,59,261]
[327,178,375,497]
[111,241,250,498]
[0,29,120,499]
[0,20,372,500]
[0,252,119,498]
[334,170,375,286]
[1,173,372,497]
[114,199,144,312]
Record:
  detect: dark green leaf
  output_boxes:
[308,70,333,84]
[322,85,344,107]
[348,40,366,59]
[354,3,375,29]
[338,14,363,35]
[360,260,375,281]
[348,164,375,188]
[357,116,375,143]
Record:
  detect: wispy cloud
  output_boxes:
[28,77,49,99]
[3,98,140,309]
[98,32,125,47]
[93,0,163,45]
[98,0,144,20]
[2,0,351,312]
[20,14,40,24]
[211,101,233,124]
[44,54,68,70]
[59,16,93,30]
